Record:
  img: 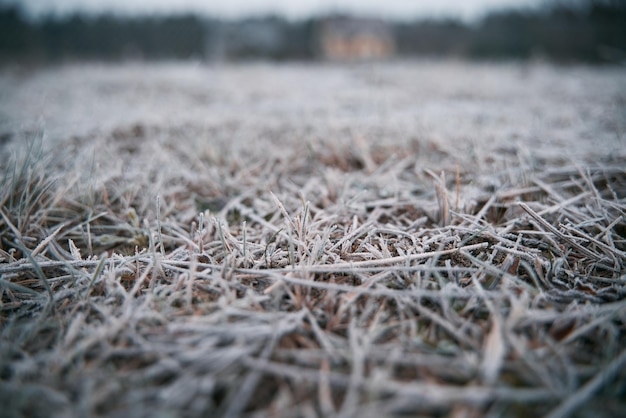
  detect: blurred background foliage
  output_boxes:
[0,0,624,64]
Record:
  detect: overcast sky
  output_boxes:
[4,0,548,21]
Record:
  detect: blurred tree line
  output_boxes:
[395,0,626,62]
[0,8,207,61]
[0,0,624,64]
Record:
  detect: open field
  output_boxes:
[1,61,625,417]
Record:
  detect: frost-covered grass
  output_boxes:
[1,61,625,417]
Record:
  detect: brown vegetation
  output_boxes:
[1,62,625,417]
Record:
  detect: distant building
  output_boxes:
[318,17,395,61]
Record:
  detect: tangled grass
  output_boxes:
[1,62,625,417]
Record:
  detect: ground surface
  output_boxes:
[1,61,625,417]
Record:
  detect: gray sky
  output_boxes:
[6,0,548,21]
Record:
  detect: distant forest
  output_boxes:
[1,0,625,64]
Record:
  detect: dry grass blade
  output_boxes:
[11,239,53,301]
[84,255,107,299]
[30,222,68,257]
[519,202,604,261]
[0,277,41,296]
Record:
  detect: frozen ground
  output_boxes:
[1,60,624,160]
[1,61,625,418]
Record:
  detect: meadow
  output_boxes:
[1,60,625,417]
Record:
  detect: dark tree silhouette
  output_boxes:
[1,0,625,64]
